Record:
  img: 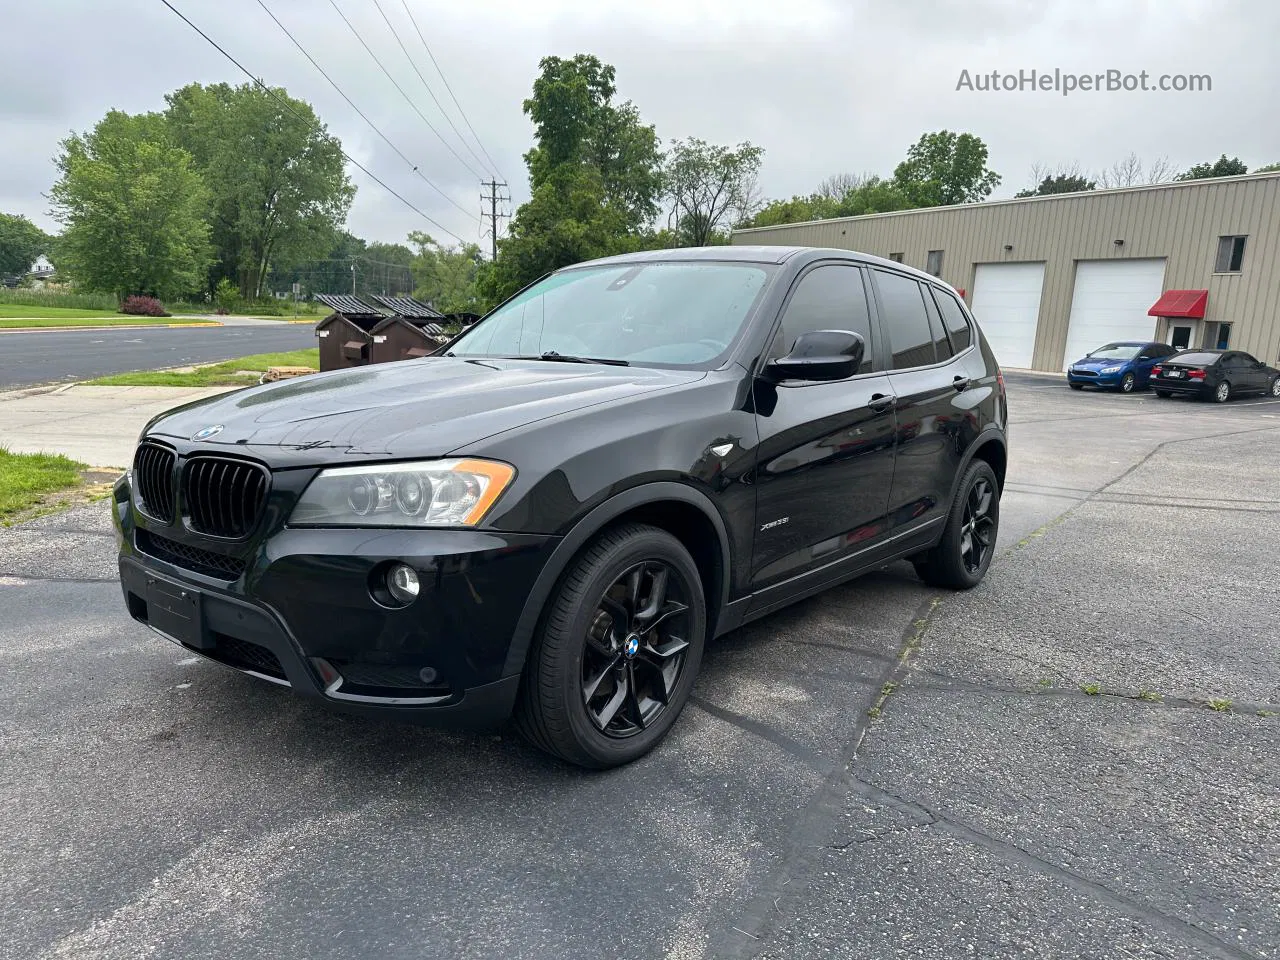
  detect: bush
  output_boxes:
[119,295,170,317]
[213,278,239,314]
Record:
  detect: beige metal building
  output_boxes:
[732,172,1280,372]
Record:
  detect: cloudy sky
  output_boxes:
[3,0,1276,250]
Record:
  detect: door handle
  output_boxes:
[868,393,896,412]
[952,375,974,392]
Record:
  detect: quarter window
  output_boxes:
[875,270,936,369]
[926,250,944,277]
[922,287,954,360]
[929,287,974,353]
[1215,235,1247,273]
[769,265,874,375]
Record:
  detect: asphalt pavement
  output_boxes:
[0,324,317,389]
[1,378,1277,960]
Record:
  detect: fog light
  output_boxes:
[386,563,420,604]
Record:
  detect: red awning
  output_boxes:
[1148,289,1208,318]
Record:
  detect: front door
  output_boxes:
[749,263,897,595]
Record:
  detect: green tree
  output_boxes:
[665,138,764,246]
[408,232,484,313]
[49,110,211,300]
[893,130,1001,206]
[1256,162,1280,173]
[165,82,354,299]
[747,175,912,228]
[482,55,664,304]
[0,212,48,277]
[1174,155,1249,181]
[1014,171,1097,198]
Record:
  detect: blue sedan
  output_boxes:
[1066,341,1178,393]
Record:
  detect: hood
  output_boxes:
[146,357,706,464]
[1073,356,1131,368]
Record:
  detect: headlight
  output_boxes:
[290,459,515,527]
[1101,365,1123,374]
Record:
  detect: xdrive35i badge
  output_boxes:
[190,424,224,441]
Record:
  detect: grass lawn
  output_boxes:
[86,349,320,387]
[0,448,87,524]
[0,304,209,326]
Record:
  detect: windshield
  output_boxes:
[448,261,774,366]
[1086,343,1141,360]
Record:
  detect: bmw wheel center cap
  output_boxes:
[624,634,640,658]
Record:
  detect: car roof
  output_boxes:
[564,245,945,284]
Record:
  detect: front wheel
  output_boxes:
[514,523,706,768]
[1120,372,1136,393]
[1213,380,1231,403]
[913,460,1000,590]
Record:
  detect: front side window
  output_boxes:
[875,270,936,369]
[1215,235,1247,273]
[768,264,874,374]
[449,261,773,367]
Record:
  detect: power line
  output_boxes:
[156,0,468,246]
[367,0,496,180]
[399,0,507,182]
[252,0,476,222]
[325,0,485,182]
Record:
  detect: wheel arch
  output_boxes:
[501,482,732,678]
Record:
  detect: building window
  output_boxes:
[1215,322,1232,349]
[888,252,904,263]
[1215,235,1247,273]
[926,250,944,277]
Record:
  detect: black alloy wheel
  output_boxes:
[514,523,706,768]
[913,459,1001,590]
[581,560,691,737]
[1120,372,1136,393]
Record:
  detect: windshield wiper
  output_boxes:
[532,351,630,366]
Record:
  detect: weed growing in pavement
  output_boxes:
[881,682,897,696]
[1208,699,1232,713]
[1138,690,1163,702]
[867,706,882,720]
[1037,677,1053,688]
[1081,683,1101,696]
[1257,710,1276,718]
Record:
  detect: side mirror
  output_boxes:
[765,329,865,382]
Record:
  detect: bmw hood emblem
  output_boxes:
[191,424,224,441]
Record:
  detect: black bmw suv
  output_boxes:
[114,246,1007,768]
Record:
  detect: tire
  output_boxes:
[1271,376,1280,397]
[1213,380,1231,403]
[913,460,1000,590]
[1154,390,1171,398]
[1120,372,1136,393]
[513,523,707,768]
[1068,382,1084,391]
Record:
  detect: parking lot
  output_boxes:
[1,373,1276,960]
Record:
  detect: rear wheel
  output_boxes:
[514,523,706,768]
[1270,376,1280,397]
[1120,372,1136,393]
[1213,380,1231,403]
[913,460,1000,590]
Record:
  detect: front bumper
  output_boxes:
[113,477,558,728]
[1066,369,1127,387]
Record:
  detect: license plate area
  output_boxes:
[144,573,211,649]
[1167,370,1184,378]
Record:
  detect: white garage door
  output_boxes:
[1061,259,1167,369]
[970,262,1046,369]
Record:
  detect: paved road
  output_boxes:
[0,325,317,389]
[1,382,1277,959]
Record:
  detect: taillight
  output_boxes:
[1189,369,1206,380]
[996,370,1005,397]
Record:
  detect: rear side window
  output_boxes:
[875,270,936,369]
[770,264,874,374]
[930,287,974,352]
[922,288,954,360]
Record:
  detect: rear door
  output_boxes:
[749,263,897,595]
[873,270,975,534]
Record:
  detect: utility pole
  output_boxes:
[350,260,356,295]
[479,179,510,261]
